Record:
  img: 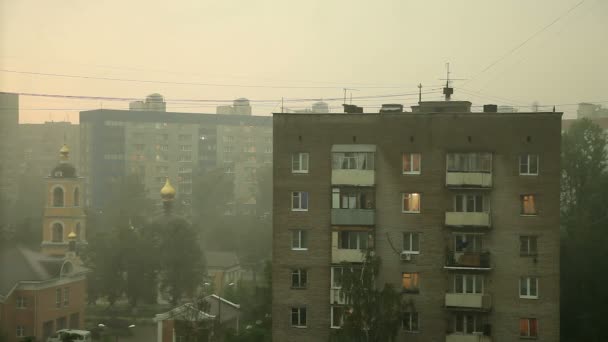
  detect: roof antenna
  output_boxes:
[418,83,423,103]
[439,62,466,101]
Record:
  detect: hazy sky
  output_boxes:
[1,0,606,123]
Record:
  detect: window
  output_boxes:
[179,134,192,141]
[338,231,369,250]
[75,223,82,241]
[402,272,419,293]
[402,233,420,253]
[291,269,308,288]
[224,136,234,144]
[160,144,169,151]
[520,277,539,299]
[402,312,419,332]
[519,318,538,338]
[332,188,375,209]
[521,194,537,215]
[177,154,192,162]
[291,192,309,211]
[454,234,483,253]
[292,153,309,173]
[453,194,485,212]
[454,274,484,294]
[291,230,308,250]
[179,145,192,151]
[53,187,64,207]
[520,236,538,256]
[224,146,233,153]
[16,326,25,338]
[332,152,374,170]
[63,287,69,306]
[73,188,80,207]
[331,306,344,328]
[265,146,273,153]
[52,223,64,243]
[331,267,344,289]
[57,316,67,330]
[291,307,307,327]
[454,313,484,334]
[519,154,539,175]
[55,289,62,308]
[402,193,421,213]
[16,296,26,309]
[402,153,421,174]
[447,153,492,172]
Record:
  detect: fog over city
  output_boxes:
[0,1,607,342]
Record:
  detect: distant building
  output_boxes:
[216,98,252,116]
[129,93,167,112]
[0,93,19,210]
[272,99,561,341]
[576,102,608,119]
[205,251,243,292]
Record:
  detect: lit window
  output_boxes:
[519,154,539,175]
[291,307,307,327]
[331,306,344,328]
[520,236,538,256]
[402,193,421,213]
[292,153,309,173]
[291,192,309,211]
[520,277,539,299]
[402,272,419,293]
[291,230,308,250]
[402,153,421,174]
[402,233,420,253]
[519,318,538,338]
[402,312,419,332]
[291,269,308,289]
[521,195,537,215]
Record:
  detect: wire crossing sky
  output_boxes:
[1,0,606,122]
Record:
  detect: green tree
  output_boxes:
[561,118,608,342]
[330,251,402,342]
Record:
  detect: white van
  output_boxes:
[47,329,92,342]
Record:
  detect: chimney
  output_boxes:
[483,104,498,113]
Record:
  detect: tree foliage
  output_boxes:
[330,251,402,342]
[561,118,608,342]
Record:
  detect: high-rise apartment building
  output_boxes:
[272,101,561,341]
[79,106,271,214]
[0,92,19,213]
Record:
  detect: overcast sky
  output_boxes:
[1,0,606,123]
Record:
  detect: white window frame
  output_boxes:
[291,269,308,289]
[453,194,487,213]
[292,153,309,174]
[330,306,344,329]
[520,277,539,299]
[16,326,25,338]
[519,154,539,175]
[454,313,484,334]
[291,191,309,211]
[291,307,307,328]
[402,312,419,332]
[402,153,421,174]
[402,232,420,254]
[520,236,538,256]
[519,318,538,338]
[331,267,344,289]
[453,274,484,294]
[338,231,369,250]
[291,230,308,250]
[402,193,421,213]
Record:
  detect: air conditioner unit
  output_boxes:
[400,252,412,261]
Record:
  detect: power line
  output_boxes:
[463,0,586,87]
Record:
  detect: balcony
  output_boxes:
[332,169,375,186]
[446,172,492,188]
[446,333,492,342]
[445,251,491,270]
[445,212,491,228]
[332,248,366,263]
[445,293,492,311]
[332,209,375,226]
[330,288,346,305]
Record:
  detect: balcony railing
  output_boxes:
[332,169,375,186]
[445,251,491,270]
[445,293,492,311]
[446,333,492,342]
[446,172,492,188]
[331,248,366,263]
[331,209,375,226]
[445,212,491,228]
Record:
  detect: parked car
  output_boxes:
[46,329,91,342]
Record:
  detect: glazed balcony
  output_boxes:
[331,231,369,263]
[446,172,492,188]
[446,333,492,342]
[445,293,492,311]
[445,212,491,228]
[445,251,491,270]
[332,170,375,186]
[330,288,346,305]
[331,209,375,226]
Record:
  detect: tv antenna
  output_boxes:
[343,88,359,105]
[439,62,466,101]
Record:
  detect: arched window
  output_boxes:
[53,187,64,207]
[74,188,80,207]
[52,223,64,242]
[75,223,82,241]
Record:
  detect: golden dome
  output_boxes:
[60,144,70,154]
[160,177,176,201]
[68,231,77,239]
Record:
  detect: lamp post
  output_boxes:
[215,281,235,341]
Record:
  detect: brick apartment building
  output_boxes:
[272,100,561,341]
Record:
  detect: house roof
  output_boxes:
[205,251,240,269]
[0,245,63,298]
[154,303,216,322]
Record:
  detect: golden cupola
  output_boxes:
[160,177,176,202]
